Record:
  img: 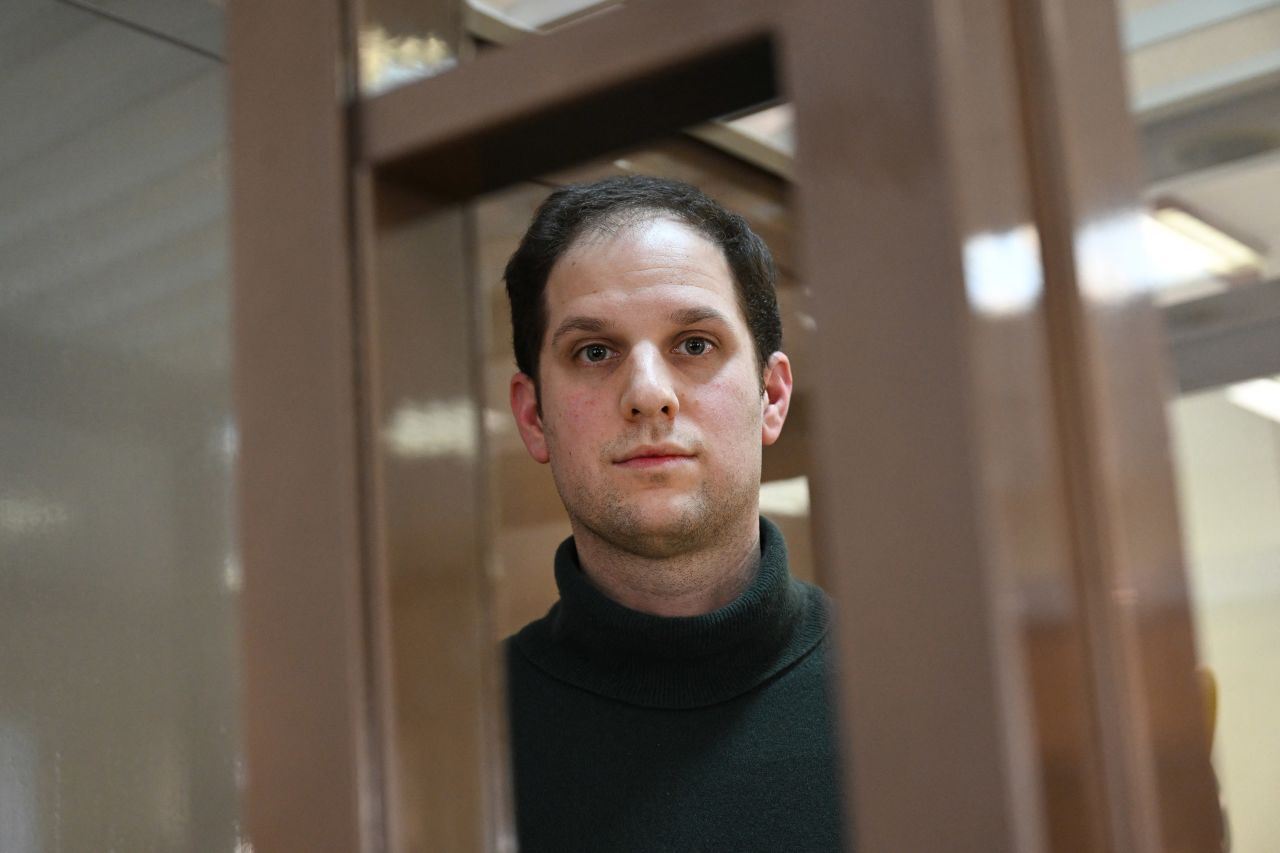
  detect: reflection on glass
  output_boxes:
[360,26,458,96]
[382,399,482,459]
[963,225,1043,317]
[1119,0,1280,850]
[358,0,466,96]
[724,104,794,155]
[0,0,241,850]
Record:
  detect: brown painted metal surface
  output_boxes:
[356,180,510,853]
[361,0,781,196]
[227,0,381,850]
[786,0,1045,848]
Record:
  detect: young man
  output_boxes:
[504,176,845,852]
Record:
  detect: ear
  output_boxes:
[761,352,793,447]
[510,372,550,464]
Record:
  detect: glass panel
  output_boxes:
[1117,0,1280,850]
[0,0,241,850]
[67,0,224,57]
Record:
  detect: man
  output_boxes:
[504,175,846,852]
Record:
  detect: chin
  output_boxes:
[588,496,723,558]
[626,493,706,527]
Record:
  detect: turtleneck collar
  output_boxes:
[510,517,830,710]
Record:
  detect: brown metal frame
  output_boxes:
[362,0,781,195]
[228,0,1221,849]
[227,1,381,851]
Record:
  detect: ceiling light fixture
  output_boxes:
[1226,377,1280,425]
[1142,199,1265,304]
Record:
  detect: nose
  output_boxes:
[620,344,679,421]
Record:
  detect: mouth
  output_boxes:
[615,446,695,469]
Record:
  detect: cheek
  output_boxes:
[690,379,765,466]
[699,376,763,426]
[561,389,604,428]
[547,389,608,457]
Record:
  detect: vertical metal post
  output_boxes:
[786,0,1045,848]
[227,0,384,850]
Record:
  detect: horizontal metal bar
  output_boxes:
[360,0,782,196]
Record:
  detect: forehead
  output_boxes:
[544,217,739,320]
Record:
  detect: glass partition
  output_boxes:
[1115,1,1280,850]
[0,1,241,850]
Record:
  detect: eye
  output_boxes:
[676,337,714,356]
[576,343,614,363]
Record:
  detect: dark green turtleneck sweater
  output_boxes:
[506,517,848,853]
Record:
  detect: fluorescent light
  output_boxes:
[1226,377,1280,424]
[1150,207,1261,274]
[1141,204,1264,304]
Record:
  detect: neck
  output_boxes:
[569,515,762,617]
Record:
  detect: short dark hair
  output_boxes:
[504,175,783,385]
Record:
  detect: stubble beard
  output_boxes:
[552,456,759,561]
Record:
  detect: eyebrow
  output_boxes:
[669,306,732,327]
[549,316,610,349]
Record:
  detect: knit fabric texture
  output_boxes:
[506,517,848,853]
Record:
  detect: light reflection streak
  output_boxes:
[0,497,70,534]
[963,225,1044,317]
[222,554,243,594]
[359,26,457,96]
[383,399,488,459]
[0,723,37,851]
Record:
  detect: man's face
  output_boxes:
[509,216,792,558]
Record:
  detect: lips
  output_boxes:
[615,445,695,467]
